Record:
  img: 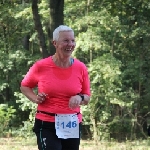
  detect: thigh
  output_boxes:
[61,138,80,150]
[35,129,61,150]
[33,118,62,150]
[61,123,81,150]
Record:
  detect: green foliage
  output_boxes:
[82,53,140,140]
[14,92,37,137]
[0,0,150,141]
[65,0,150,140]
[0,104,16,137]
[15,92,36,113]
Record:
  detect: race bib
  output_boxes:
[55,114,79,139]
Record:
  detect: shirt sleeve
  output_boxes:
[81,65,91,96]
[21,62,39,88]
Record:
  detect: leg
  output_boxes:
[61,138,80,150]
[61,123,81,150]
[33,118,62,150]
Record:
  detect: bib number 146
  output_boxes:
[55,114,79,138]
[61,121,77,129]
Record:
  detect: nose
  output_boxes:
[67,40,75,47]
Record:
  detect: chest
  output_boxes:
[37,66,83,96]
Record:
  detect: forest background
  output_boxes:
[0,0,150,145]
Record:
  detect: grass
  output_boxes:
[0,137,150,150]
[80,139,150,150]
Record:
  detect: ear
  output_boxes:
[52,40,57,47]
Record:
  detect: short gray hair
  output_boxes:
[53,25,74,41]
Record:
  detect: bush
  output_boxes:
[0,104,16,137]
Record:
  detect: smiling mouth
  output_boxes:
[65,48,72,51]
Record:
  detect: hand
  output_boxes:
[34,92,48,104]
[69,95,82,109]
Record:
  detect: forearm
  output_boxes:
[83,94,90,105]
[20,86,37,103]
[79,94,90,105]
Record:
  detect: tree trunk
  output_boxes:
[90,115,98,144]
[32,0,48,58]
[48,0,64,55]
[22,35,30,50]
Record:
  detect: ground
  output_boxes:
[0,137,150,150]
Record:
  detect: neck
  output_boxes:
[52,54,71,68]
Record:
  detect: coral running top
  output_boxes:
[21,56,91,122]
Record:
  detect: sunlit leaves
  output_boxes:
[0,104,16,136]
[15,92,36,112]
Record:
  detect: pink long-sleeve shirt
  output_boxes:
[21,56,90,122]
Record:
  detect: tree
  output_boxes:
[31,0,64,57]
[32,0,48,58]
[65,0,150,140]
[48,0,64,55]
[1,0,150,141]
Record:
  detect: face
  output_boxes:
[53,31,76,57]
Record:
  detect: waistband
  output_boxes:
[36,110,80,116]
